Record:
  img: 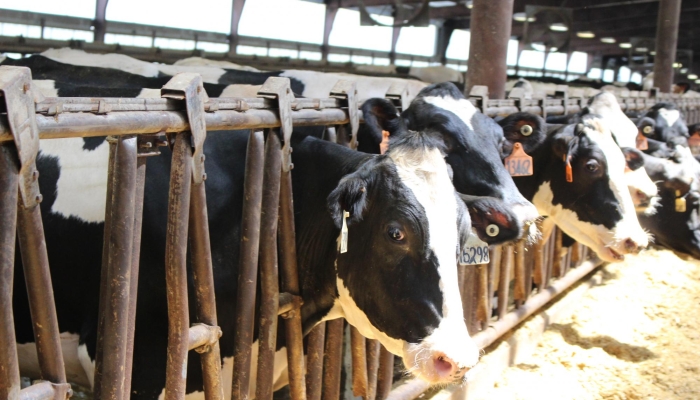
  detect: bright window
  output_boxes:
[446,29,469,61]
[519,50,545,69]
[618,66,631,82]
[603,69,615,82]
[107,0,232,33]
[588,68,602,79]
[396,25,436,57]
[0,0,96,18]
[545,52,567,71]
[567,52,588,73]
[329,9,393,52]
[239,0,324,43]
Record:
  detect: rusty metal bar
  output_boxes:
[17,187,66,389]
[96,136,138,400]
[163,132,193,400]
[475,264,489,330]
[532,238,544,292]
[524,246,534,300]
[570,241,581,266]
[513,240,526,307]
[653,0,682,92]
[545,230,556,286]
[232,130,265,400]
[351,326,369,398]
[255,130,283,400]
[465,266,480,334]
[376,346,394,400]
[122,155,146,400]
[187,324,222,351]
[366,339,381,400]
[487,246,501,319]
[305,324,326,400]
[321,319,344,400]
[497,245,513,320]
[552,228,563,279]
[0,144,19,400]
[278,144,307,400]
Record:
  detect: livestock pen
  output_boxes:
[1,61,699,400]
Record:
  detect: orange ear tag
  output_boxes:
[379,130,390,155]
[689,133,700,147]
[565,155,573,183]
[504,143,533,177]
[636,132,648,150]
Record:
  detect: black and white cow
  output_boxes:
[362,83,541,245]
[638,103,690,148]
[503,115,649,262]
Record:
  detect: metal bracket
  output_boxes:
[258,77,295,171]
[385,82,409,112]
[161,73,209,184]
[137,133,169,158]
[508,87,526,111]
[0,66,42,208]
[469,85,489,113]
[278,292,304,319]
[330,80,360,150]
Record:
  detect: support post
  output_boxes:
[653,0,682,92]
[229,0,246,55]
[433,21,456,66]
[322,1,339,62]
[465,0,515,99]
[94,0,109,44]
[390,26,401,65]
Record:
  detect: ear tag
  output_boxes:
[636,132,648,150]
[340,211,349,253]
[379,130,390,155]
[565,155,573,183]
[689,133,700,147]
[642,125,654,135]
[459,229,490,266]
[504,142,533,177]
[675,190,687,213]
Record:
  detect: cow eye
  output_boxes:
[586,159,600,173]
[387,226,405,242]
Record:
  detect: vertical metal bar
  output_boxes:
[366,339,381,400]
[190,171,224,399]
[465,266,480,334]
[163,132,194,400]
[653,0,682,93]
[524,246,534,300]
[465,0,514,98]
[0,144,20,400]
[376,346,394,400]
[228,0,246,54]
[97,136,138,400]
[122,156,147,400]
[475,263,489,331]
[305,324,326,400]
[546,229,556,286]
[321,319,344,400]
[278,147,307,400]
[570,239,581,266]
[487,246,501,320]
[232,130,265,400]
[532,237,545,293]
[513,240,526,308]
[351,326,369,398]
[497,245,513,320]
[255,131,283,400]
[93,0,108,43]
[552,228,563,279]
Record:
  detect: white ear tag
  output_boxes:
[460,228,490,266]
[340,211,349,253]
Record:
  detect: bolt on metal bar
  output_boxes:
[351,326,369,397]
[254,130,283,400]
[305,323,326,400]
[96,136,139,400]
[497,245,513,320]
[189,164,224,400]
[321,319,344,400]
[376,346,394,400]
[163,132,194,400]
[231,130,265,400]
[366,339,381,400]
[0,144,20,400]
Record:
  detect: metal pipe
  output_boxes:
[278,155,307,400]
[351,326,369,397]
[497,245,513,320]
[17,190,67,387]
[513,240,526,307]
[366,338,381,400]
[653,0,682,92]
[321,319,344,400]
[97,136,139,400]
[552,228,563,279]
[465,0,514,98]
[376,345,394,400]
[476,264,489,329]
[188,324,223,351]
[305,324,326,400]
[232,130,265,400]
[0,144,20,400]
[465,266,480,334]
[486,246,501,319]
[255,130,283,400]
[163,132,193,400]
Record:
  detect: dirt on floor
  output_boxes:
[480,247,700,400]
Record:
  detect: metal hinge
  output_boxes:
[257,77,295,171]
[330,80,360,150]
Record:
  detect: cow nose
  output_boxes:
[624,238,644,254]
[433,353,465,380]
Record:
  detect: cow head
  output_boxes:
[642,103,689,147]
[361,82,540,244]
[326,129,478,384]
[529,116,649,262]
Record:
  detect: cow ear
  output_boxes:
[361,98,406,145]
[497,112,546,156]
[621,147,644,171]
[327,174,370,228]
[551,129,579,161]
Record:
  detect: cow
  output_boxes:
[361,83,541,245]
[636,103,690,150]
[14,117,480,399]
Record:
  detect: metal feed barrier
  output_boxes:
[0,65,697,400]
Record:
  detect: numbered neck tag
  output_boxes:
[459,229,490,266]
[380,130,390,155]
[504,142,533,177]
[636,132,649,150]
[689,133,700,147]
[565,155,573,183]
[676,190,687,213]
[340,211,349,253]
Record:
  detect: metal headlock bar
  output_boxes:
[1,62,700,400]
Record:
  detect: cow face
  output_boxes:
[531,117,648,262]
[326,131,478,384]
[643,103,689,147]
[362,83,540,244]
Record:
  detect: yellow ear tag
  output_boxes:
[675,190,687,213]
[380,130,390,155]
[504,143,533,176]
[340,211,349,253]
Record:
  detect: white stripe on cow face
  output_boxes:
[588,92,638,148]
[658,108,680,127]
[421,95,477,131]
